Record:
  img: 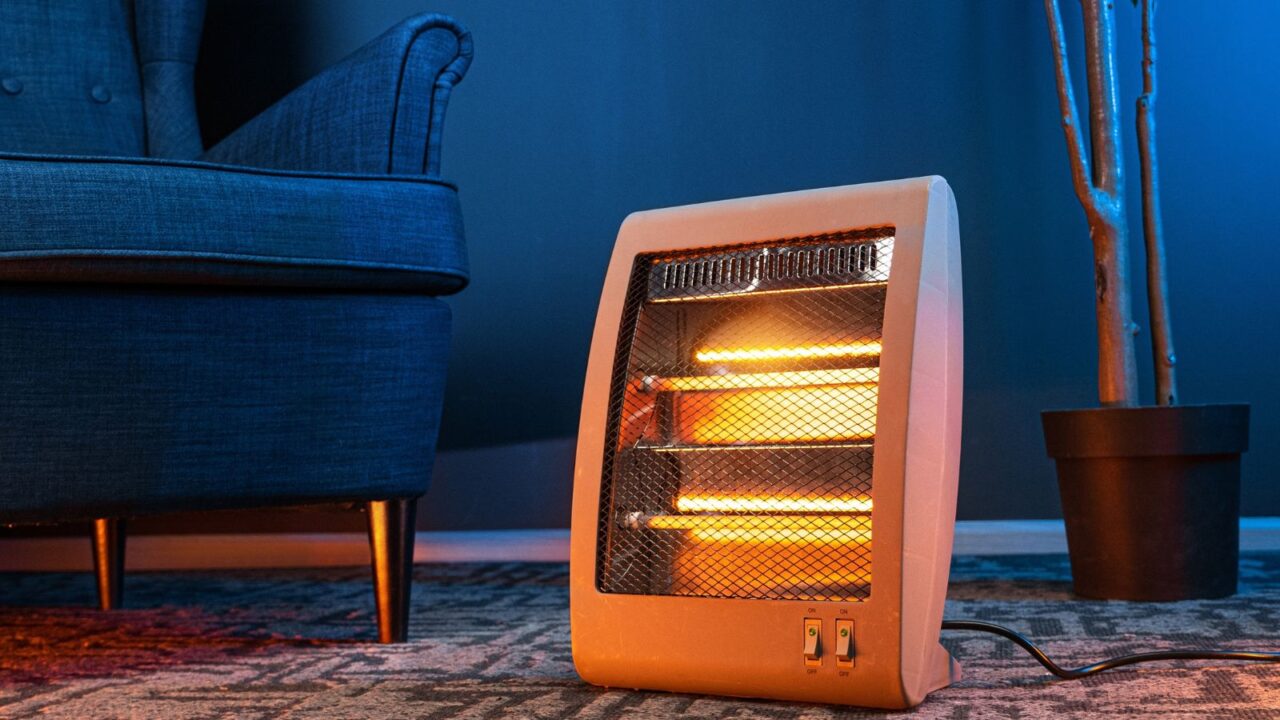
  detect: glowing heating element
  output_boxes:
[677,384,879,445]
[647,367,879,392]
[648,514,871,545]
[657,496,875,593]
[675,495,874,514]
[695,342,882,364]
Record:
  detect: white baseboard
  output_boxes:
[2,519,1278,572]
[0,529,571,572]
[951,517,1280,556]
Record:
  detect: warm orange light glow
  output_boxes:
[694,342,881,364]
[646,514,871,545]
[678,384,878,444]
[650,441,873,452]
[675,495,873,514]
[689,528,869,544]
[673,545,872,598]
[648,367,878,392]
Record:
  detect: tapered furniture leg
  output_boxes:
[91,518,126,610]
[367,499,417,643]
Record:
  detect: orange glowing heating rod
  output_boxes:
[694,342,882,364]
[675,495,874,514]
[642,496,873,546]
[646,367,879,392]
[644,514,872,545]
[669,343,882,444]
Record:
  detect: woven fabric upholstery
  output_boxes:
[135,0,207,159]
[0,2,473,524]
[0,1,145,156]
[203,15,473,176]
[0,285,452,523]
[0,153,468,293]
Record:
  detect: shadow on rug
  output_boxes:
[1,555,1279,718]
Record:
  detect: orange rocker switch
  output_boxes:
[803,618,822,667]
[835,619,855,667]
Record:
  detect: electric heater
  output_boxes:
[570,177,963,709]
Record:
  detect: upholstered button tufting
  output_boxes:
[90,84,112,103]
[1,77,22,95]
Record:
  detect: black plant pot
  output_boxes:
[1042,403,1250,601]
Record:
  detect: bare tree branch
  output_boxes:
[1043,0,1096,213]
[1043,0,1140,406]
[1137,0,1178,404]
[1080,0,1124,201]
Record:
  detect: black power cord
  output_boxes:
[941,620,1280,680]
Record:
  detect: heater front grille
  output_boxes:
[597,228,894,602]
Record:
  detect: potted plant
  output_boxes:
[1039,0,1249,601]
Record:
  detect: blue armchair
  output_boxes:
[0,0,472,643]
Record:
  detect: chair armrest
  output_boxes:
[202,14,472,177]
[0,152,468,293]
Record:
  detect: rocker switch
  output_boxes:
[803,618,822,666]
[835,619,855,667]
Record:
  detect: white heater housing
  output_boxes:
[571,177,963,709]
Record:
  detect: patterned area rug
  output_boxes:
[2,555,1279,719]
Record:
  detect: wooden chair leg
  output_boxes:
[91,518,126,610]
[366,499,416,643]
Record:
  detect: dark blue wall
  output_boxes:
[199,1,1280,522]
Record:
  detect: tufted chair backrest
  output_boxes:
[0,0,205,159]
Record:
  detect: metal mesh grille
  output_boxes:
[596,228,894,602]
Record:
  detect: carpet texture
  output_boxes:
[2,554,1279,719]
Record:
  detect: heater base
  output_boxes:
[573,611,964,710]
[916,643,962,705]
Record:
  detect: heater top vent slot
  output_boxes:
[648,229,893,302]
